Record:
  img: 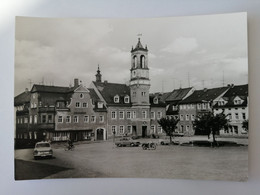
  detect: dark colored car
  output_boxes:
[115,137,140,147]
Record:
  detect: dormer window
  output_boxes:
[124,95,130,103]
[234,99,242,105]
[153,97,158,104]
[114,95,119,103]
[98,102,103,108]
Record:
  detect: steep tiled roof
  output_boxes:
[223,84,248,97]
[93,81,131,106]
[14,91,31,106]
[180,87,229,104]
[214,84,248,108]
[88,88,100,102]
[31,84,76,93]
[149,94,167,107]
[165,87,193,102]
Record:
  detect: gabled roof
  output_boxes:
[14,91,31,106]
[88,88,100,102]
[31,84,76,93]
[165,87,193,102]
[179,87,229,104]
[93,81,131,106]
[223,84,248,97]
[213,84,248,108]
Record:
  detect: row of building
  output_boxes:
[14,38,248,147]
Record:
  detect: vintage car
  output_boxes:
[115,137,140,147]
[158,137,179,145]
[33,141,53,159]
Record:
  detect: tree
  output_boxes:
[242,120,249,132]
[157,117,179,144]
[193,112,229,147]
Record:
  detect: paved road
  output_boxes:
[15,138,248,181]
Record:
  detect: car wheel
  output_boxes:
[130,143,135,147]
[34,156,38,160]
[161,142,164,145]
[117,144,122,147]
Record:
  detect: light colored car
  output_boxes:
[33,141,53,159]
[115,137,140,147]
[158,137,180,145]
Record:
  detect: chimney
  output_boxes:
[74,78,79,87]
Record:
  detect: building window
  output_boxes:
[132,92,136,97]
[151,125,155,134]
[235,113,239,120]
[111,111,117,119]
[24,117,28,124]
[34,132,37,139]
[197,104,201,109]
[34,115,37,124]
[186,125,190,131]
[127,126,132,134]
[179,105,183,110]
[180,125,184,133]
[29,132,32,139]
[80,93,84,99]
[119,111,124,119]
[114,95,119,103]
[180,115,184,121]
[141,92,146,96]
[97,102,103,108]
[126,111,131,119]
[99,115,104,123]
[112,126,117,135]
[42,115,46,123]
[82,102,88,108]
[91,116,96,123]
[229,114,232,120]
[84,115,89,123]
[132,111,136,119]
[124,96,130,103]
[242,113,246,120]
[153,98,158,104]
[58,116,63,123]
[119,126,124,134]
[158,125,162,133]
[191,114,195,121]
[74,116,79,123]
[150,111,155,119]
[48,115,52,123]
[76,102,80,108]
[157,111,162,119]
[66,116,71,123]
[186,114,189,121]
[202,103,206,110]
[142,111,147,119]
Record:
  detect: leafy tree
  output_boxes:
[242,120,249,132]
[157,117,179,144]
[193,112,229,147]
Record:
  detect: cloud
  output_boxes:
[161,37,199,54]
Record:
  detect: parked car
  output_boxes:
[33,141,53,160]
[115,137,140,147]
[158,137,179,145]
[173,132,184,137]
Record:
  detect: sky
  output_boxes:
[14,12,248,96]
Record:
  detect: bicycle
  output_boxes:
[64,144,75,151]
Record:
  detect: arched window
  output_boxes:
[133,56,137,68]
[140,55,145,68]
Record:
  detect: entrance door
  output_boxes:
[132,126,137,136]
[96,129,104,140]
[142,126,147,138]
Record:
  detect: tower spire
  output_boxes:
[95,64,102,83]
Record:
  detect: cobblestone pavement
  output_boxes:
[15,137,248,181]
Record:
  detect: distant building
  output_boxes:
[178,87,230,135]
[213,84,248,136]
[14,38,167,147]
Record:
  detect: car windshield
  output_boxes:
[36,143,50,148]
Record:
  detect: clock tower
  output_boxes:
[130,38,150,106]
